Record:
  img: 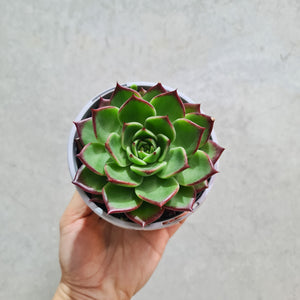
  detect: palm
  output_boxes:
[59,192,183,299]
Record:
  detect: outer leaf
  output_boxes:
[105,133,130,167]
[185,113,214,147]
[130,161,167,177]
[119,96,156,124]
[150,90,185,122]
[172,118,205,156]
[92,106,121,145]
[143,83,166,102]
[102,183,142,214]
[126,202,164,227]
[135,176,179,207]
[193,180,208,192]
[157,147,189,179]
[72,165,107,195]
[184,103,201,114]
[157,134,170,162]
[74,118,98,145]
[110,83,140,107]
[164,186,196,211]
[104,163,143,187]
[138,87,147,96]
[144,116,176,141]
[200,140,225,164]
[98,97,111,108]
[176,150,218,186]
[77,143,110,175]
[126,146,147,166]
[121,122,143,150]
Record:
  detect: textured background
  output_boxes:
[1,1,299,299]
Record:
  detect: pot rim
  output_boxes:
[67,82,219,230]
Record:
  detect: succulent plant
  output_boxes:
[73,83,224,227]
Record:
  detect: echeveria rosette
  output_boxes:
[73,83,224,227]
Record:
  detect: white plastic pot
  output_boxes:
[68,82,219,230]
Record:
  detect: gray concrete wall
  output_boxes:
[1,1,299,299]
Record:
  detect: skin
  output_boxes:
[53,191,185,300]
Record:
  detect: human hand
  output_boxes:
[53,191,184,300]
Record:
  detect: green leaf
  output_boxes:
[121,122,143,150]
[102,183,143,214]
[110,83,141,107]
[92,106,121,145]
[135,176,179,207]
[172,118,205,156]
[105,133,130,167]
[200,140,225,164]
[126,146,147,166]
[129,84,138,91]
[137,150,148,159]
[193,180,208,192]
[184,103,201,114]
[74,118,98,145]
[150,90,185,122]
[126,202,164,226]
[132,128,157,141]
[143,147,161,163]
[185,113,214,147]
[130,161,167,177]
[142,83,166,102]
[165,186,196,211]
[72,165,107,195]
[104,163,143,187]
[144,116,176,141]
[157,147,188,179]
[176,150,217,186]
[77,143,110,175]
[119,96,156,124]
[157,134,170,162]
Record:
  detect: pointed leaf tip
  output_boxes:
[143,83,167,102]
[184,103,201,114]
[98,97,111,108]
[73,165,107,195]
[200,140,225,164]
[110,83,141,107]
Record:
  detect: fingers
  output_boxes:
[165,217,187,239]
[60,191,93,228]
